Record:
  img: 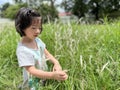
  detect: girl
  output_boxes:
[15,7,68,90]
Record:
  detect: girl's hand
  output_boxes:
[52,71,68,81]
[53,63,62,71]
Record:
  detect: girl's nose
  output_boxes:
[35,28,40,34]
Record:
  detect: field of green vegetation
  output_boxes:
[0,20,120,90]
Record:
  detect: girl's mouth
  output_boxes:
[34,35,38,37]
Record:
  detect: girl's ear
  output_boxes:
[16,24,25,37]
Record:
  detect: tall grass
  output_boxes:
[0,20,120,90]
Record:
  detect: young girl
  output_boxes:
[15,7,68,90]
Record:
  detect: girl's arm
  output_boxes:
[25,66,68,81]
[44,48,62,71]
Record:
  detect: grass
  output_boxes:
[0,20,120,90]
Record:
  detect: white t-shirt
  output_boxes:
[16,37,48,89]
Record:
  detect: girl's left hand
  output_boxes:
[53,64,62,71]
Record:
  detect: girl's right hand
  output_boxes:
[52,70,68,81]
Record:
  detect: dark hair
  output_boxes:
[15,7,42,37]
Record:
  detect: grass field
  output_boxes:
[0,20,120,90]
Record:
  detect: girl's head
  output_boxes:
[15,7,42,37]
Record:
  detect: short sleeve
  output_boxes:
[16,47,35,67]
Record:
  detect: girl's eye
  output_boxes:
[32,27,36,29]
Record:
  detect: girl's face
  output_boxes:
[24,17,42,40]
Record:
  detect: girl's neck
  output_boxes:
[21,37,38,50]
[21,36,34,43]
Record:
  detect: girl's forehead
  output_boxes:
[32,17,41,25]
